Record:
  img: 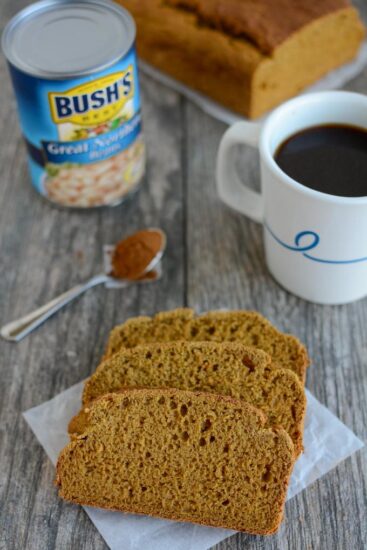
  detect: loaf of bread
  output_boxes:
[117,0,365,118]
[57,388,295,534]
[105,309,309,382]
[70,342,306,455]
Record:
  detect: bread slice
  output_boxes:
[57,388,295,534]
[117,0,364,118]
[71,342,306,456]
[105,309,309,382]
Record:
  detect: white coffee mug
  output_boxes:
[216,91,367,305]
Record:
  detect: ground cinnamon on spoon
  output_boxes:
[111,229,163,280]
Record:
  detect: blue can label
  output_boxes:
[9,47,145,207]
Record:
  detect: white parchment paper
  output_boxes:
[139,41,367,125]
[24,382,363,550]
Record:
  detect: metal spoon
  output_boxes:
[1,228,166,343]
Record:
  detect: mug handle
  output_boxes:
[216,121,264,223]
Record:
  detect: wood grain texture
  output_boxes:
[0,0,366,548]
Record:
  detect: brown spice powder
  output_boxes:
[111,230,163,280]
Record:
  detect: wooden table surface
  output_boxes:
[1,1,367,549]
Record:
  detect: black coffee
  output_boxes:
[274,124,367,197]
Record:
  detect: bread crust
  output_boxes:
[166,0,351,54]
[117,0,364,117]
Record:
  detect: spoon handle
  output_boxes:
[0,273,109,342]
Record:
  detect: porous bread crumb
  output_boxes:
[57,388,295,535]
[105,309,309,382]
[72,342,306,456]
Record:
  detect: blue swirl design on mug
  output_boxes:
[265,224,367,264]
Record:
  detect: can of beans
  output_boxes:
[2,0,145,208]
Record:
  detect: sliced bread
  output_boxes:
[57,388,295,534]
[105,309,309,382]
[71,342,306,456]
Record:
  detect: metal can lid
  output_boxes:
[2,0,136,79]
